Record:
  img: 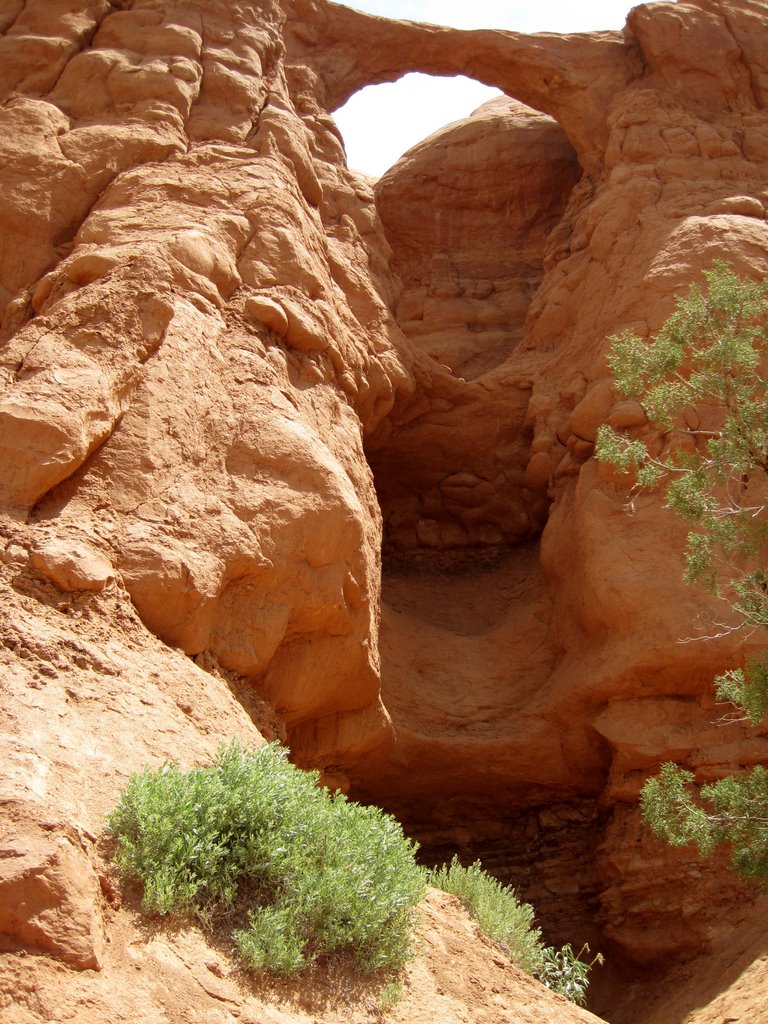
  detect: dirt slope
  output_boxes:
[1,886,605,1024]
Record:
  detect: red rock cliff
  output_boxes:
[2,2,768,1022]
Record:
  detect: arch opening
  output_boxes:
[327,13,622,1004]
[332,72,502,179]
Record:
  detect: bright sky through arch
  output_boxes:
[332,0,633,177]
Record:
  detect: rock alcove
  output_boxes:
[305,2,768,1014]
[2,2,768,1023]
[336,70,610,996]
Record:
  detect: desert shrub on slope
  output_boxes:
[428,856,596,1005]
[106,741,425,975]
[107,740,594,1002]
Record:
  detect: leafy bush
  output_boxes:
[427,856,596,1004]
[537,943,593,1007]
[595,260,768,630]
[106,741,426,975]
[642,762,768,882]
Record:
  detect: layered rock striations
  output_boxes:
[2,1,768,1022]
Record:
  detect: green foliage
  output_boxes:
[596,261,768,879]
[715,658,768,726]
[428,857,543,975]
[641,763,768,882]
[106,741,426,976]
[604,263,768,422]
[428,856,596,1004]
[592,427,654,481]
[595,261,768,620]
[537,943,595,1008]
[378,980,404,1010]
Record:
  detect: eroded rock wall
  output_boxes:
[311,0,768,1002]
[371,99,580,551]
[2,1,768,1022]
[0,0,414,1009]
[0,0,414,774]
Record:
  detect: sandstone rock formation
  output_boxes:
[377,97,581,380]
[371,98,580,551]
[2,1,768,1022]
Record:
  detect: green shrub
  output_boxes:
[596,263,768,876]
[642,761,768,881]
[428,857,543,975]
[106,741,426,975]
[428,856,596,1005]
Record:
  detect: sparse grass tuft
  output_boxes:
[428,856,543,975]
[428,856,598,1005]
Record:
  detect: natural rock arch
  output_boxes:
[284,0,638,170]
[4,1,768,1020]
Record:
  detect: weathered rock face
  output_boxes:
[363,8,768,1013]
[377,97,580,380]
[3,1,768,1022]
[294,0,768,1011]
[0,1,411,1014]
[370,99,580,551]
[0,0,411,776]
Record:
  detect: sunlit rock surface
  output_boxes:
[2,2,768,1022]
